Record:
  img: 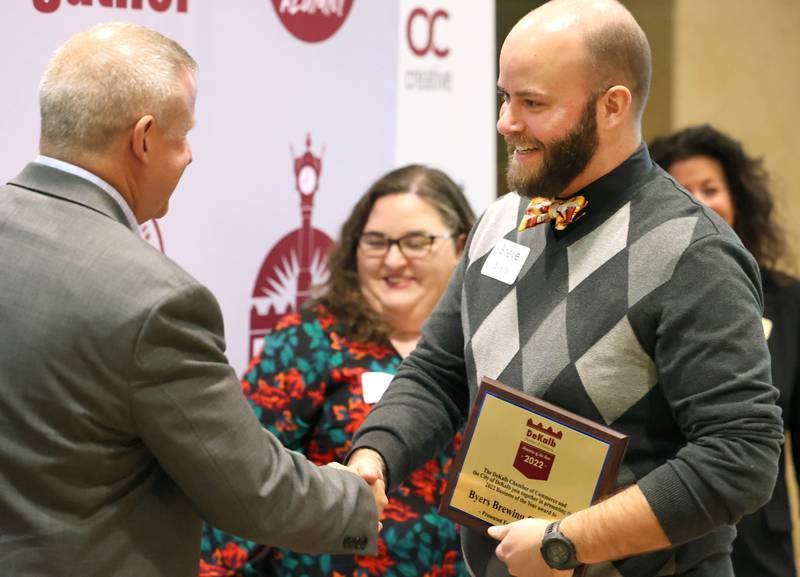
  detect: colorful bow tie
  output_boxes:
[518,195,588,232]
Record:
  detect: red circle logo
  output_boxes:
[271,0,355,43]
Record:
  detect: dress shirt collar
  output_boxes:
[551,143,655,241]
[34,155,141,236]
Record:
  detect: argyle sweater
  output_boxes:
[352,146,783,577]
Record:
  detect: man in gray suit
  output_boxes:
[0,22,385,577]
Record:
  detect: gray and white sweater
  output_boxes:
[352,145,783,576]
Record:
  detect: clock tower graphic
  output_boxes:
[139,220,164,252]
[248,134,334,358]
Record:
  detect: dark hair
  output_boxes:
[649,124,786,271]
[583,10,652,120]
[316,165,475,344]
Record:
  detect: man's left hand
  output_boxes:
[488,519,574,577]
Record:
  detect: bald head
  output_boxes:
[508,0,651,121]
[39,22,197,159]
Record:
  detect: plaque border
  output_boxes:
[439,376,629,534]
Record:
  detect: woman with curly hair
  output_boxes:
[650,124,800,577]
[200,164,475,577]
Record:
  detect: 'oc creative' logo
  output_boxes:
[407,7,449,58]
[271,0,354,43]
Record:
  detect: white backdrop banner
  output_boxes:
[0,0,496,373]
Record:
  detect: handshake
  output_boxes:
[327,448,389,530]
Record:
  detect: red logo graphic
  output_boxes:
[140,220,165,253]
[526,419,563,440]
[271,0,354,43]
[406,7,449,58]
[249,134,334,357]
[514,442,555,481]
[33,0,188,14]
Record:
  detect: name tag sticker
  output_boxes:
[762,317,773,340]
[361,371,393,404]
[481,239,531,285]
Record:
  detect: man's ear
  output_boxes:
[599,85,632,129]
[131,115,155,163]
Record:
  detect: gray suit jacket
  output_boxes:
[0,163,378,576]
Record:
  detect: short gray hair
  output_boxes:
[39,22,197,156]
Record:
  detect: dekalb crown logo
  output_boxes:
[272,0,354,43]
[525,419,561,449]
[248,134,334,358]
[515,418,562,481]
[526,419,563,440]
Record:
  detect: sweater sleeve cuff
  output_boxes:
[349,430,413,491]
[637,462,714,545]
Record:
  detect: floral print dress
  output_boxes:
[200,303,467,577]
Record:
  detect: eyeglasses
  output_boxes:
[357,232,453,259]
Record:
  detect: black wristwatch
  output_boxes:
[540,520,581,570]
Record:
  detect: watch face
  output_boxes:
[298,165,318,195]
[546,541,571,565]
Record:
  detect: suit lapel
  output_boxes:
[7,162,134,232]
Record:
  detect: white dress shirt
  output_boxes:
[34,154,141,236]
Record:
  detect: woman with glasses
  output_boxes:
[200,165,475,577]
[650,125,800,577]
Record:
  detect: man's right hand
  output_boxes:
[345,448,388,524]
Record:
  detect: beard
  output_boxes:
[505,95,600,199]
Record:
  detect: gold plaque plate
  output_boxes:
[440,377,629,533]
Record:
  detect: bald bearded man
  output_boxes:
[348,1,782,576]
